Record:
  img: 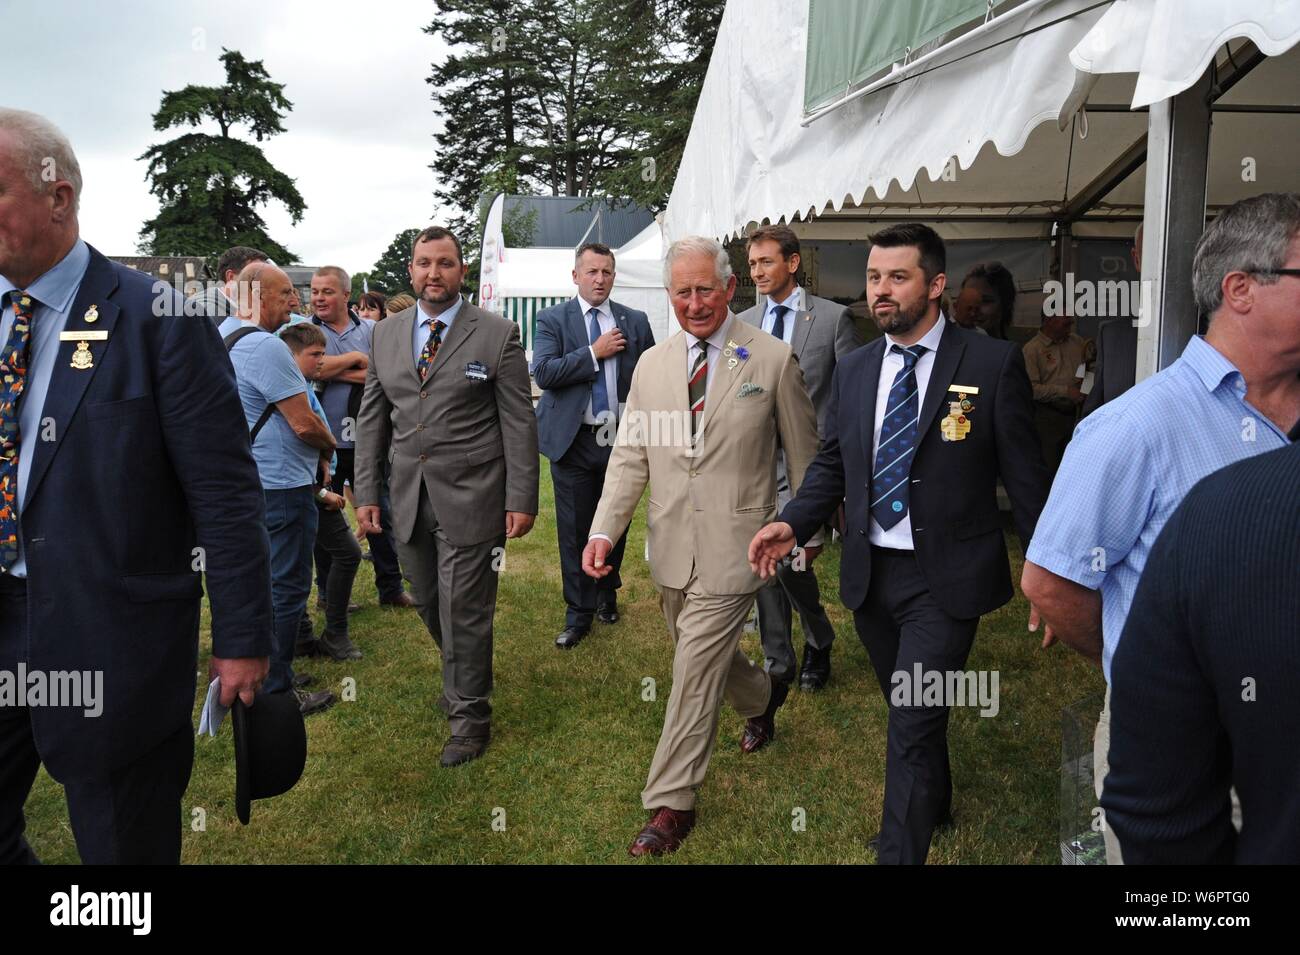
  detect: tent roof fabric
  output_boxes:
[664,0,1300,241]
[505,196,655,249]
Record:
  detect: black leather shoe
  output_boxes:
[440,735,489,767]
[799,644,831,691]
[293,687,336,716]
[741,678,790,753]
[555,626,589,649]
[292,673,314,689]
[596,601,619,624]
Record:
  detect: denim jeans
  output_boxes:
[264,486,318,693]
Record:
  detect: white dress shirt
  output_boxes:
[683,322,732,414]
[578,294,619,424]
[870,315,947,550]
[762,287,803,345]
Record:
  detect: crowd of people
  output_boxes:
[0,107,1296,865]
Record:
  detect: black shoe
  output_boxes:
[360,550,373,562]
[867,813,954,854]
[293,686,336,716]
[316,596,361,613]
[295,637,325,658]
[292,673,314,689]
[318,630,363,661]
[798,644,831,691]
[596,601,619,625]
[555,626,589,650]
[440,735,489,767]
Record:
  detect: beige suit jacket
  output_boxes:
[590,315,820,595]
[353,300,539,547]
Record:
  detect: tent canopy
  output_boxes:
[665,0,1300,242]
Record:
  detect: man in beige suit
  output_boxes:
[354,226,538,768]
[583,236,820,856]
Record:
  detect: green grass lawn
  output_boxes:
[24,460,1103,863]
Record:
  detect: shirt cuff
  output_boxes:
[1024,541,1104,591]
[589,533,613,545]
[589,346,599,371]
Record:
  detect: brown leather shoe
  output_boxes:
[628,807,696,857]
[380,592,414,608]
[741,678,789,754]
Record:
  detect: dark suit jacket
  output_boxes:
[1081,318,1137,417]
[1103,442,1300,864]
[19,246,272,780]
[781,319,1050,618]
[531,298,655,462]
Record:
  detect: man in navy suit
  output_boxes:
[0,109,272,863]
[749,223,1049,864]
[532,242,655,649]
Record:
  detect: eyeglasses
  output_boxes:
[1254,269,1300,278]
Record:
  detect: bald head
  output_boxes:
[235,261,293,331]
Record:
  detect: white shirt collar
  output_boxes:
[765,286,802,315]
[685,319,732,355]
[884,313,945,355]
[577,295,613,321]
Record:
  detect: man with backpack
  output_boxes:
[218,262,337,715]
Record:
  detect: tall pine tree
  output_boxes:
[138,49,305,262]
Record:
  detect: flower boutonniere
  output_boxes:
[723,340,750,369]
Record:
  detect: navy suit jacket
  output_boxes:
[18,245,272,780]
[531,297,655,461]
[781,319,1050,618]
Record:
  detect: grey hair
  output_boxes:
[0,108,82,212]
[663,236,732,289]
[1192,192,1300,316]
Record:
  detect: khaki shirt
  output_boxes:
[1023,331,1090,413]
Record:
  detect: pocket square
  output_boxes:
[737,382,765,398]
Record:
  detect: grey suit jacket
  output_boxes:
[354,300,539,546]
[1081,318,1138,418]
[737,289,863,437]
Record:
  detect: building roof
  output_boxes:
[111,256,212,280]
[504,196,654,249]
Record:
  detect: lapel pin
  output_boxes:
[84,304,99,324]
[70,341,94,370]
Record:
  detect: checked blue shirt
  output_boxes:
[1025,335,1290,683]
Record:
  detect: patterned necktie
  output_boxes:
[688,342,708,438]
[417,318,446,380]
[870,343,928,530]
[588,308,610,419]
[1,291,36,571]
[769,304,789,343]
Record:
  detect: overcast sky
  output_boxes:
[5,0,446,273]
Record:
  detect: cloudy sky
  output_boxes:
[5,0,447,273]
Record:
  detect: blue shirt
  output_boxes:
[315,315,374,449]
[1025,335,1290,682]
[762,287,801,345]
[0,239,91,577]
[413,296,463,369]
[218,317,318,490]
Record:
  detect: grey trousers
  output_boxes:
[395,484,505,739]
[755,560,836,685]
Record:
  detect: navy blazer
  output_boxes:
[18,245,272,780]
[781,319,1050,618]
[531,297,655,461]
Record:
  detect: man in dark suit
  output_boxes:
[532,242,655,649]
[0,109,272,863]
[749,223,1050,864]
[1080,224,1141,417]
[737,223,863,690]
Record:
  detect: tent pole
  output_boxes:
[1136,64,1213,380]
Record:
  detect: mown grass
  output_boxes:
[24,460,1102,863]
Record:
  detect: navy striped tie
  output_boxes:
[870,344,927,530]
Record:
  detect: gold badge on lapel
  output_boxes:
[70,340,94,370]
[940,392,973,442]
[84,304,99,324]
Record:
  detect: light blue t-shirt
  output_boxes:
[218,318,318,489]
[316,314,374,449]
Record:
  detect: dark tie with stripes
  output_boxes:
[870,344,928,530]
[688,342,708,438]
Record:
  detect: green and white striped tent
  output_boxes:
[501,296,568,354]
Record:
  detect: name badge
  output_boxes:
[59,330,109,341]
[947,384,979,395]
[465,361,488,381]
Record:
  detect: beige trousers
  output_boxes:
[641,577,773,811]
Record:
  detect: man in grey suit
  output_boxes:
[738,224,864,690]
[1081,225,1141,418]
[354,226,539,767]
[532,242,655,650]
[189,245,268,323]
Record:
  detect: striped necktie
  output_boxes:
[1,290,36,571]
[870,343,928,530]
[688,342,708,438]
[417,318,446,380]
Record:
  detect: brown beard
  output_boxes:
[872,296,928,336]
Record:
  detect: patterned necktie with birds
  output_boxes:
[417,318,446,380]
[1,290,35,571]
[870,343,928,530]
[688,342,708,438]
